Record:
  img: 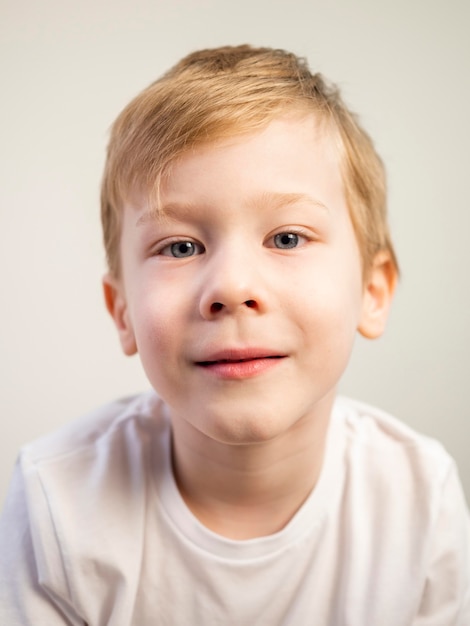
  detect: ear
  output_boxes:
[102,274,138,356]
[358,251,397,339]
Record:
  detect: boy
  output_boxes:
[1,45,469,625]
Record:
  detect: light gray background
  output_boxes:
[1,0,469,506]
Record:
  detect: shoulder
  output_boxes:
[331,396,465,543]
[20,390,166,466]
[20,392,167,470]
[1,391,171,620]
[331,397,470,620]
[18,389,170,531]
[333,395,454,482]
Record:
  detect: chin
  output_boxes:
[204,410,297,446]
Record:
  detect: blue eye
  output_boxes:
[273,232,299,249]
[161,241,204,258]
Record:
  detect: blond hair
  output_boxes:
[101,45,398,277]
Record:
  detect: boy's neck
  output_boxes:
[169,394,334,540]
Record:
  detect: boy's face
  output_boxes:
[105,113,393,445]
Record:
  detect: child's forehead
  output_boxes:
[118,109,340,219]
[124,114,344,227]
[145,112,339,195]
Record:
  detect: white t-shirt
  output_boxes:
[1,392,469,625]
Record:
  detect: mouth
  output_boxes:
[197,355,283,366]
[195,347,285,365]
[194,350,286,379]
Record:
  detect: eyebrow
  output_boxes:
[135,191,329,227]
[255,191,329,213]
[136,201,199,227]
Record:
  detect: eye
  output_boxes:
[273,232,301,249]
[160,240,204,258]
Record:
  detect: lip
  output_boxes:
[194,348,287,380]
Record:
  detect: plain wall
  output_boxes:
[1,0,469,506]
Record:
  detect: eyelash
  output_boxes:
[152,228,311,258]
[155,239,205,258]
[268,228,310,250]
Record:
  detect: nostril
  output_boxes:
[207,300,257,315]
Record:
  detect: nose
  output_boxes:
[198,247,266,319]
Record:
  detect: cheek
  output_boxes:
[129,285,180,357]
[295,263,363,326]
[289,261,363,366]
[298,297,359,387]
[131,294,183,399]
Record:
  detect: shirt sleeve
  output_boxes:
[414,460,470,625]
[0,460,86,626]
